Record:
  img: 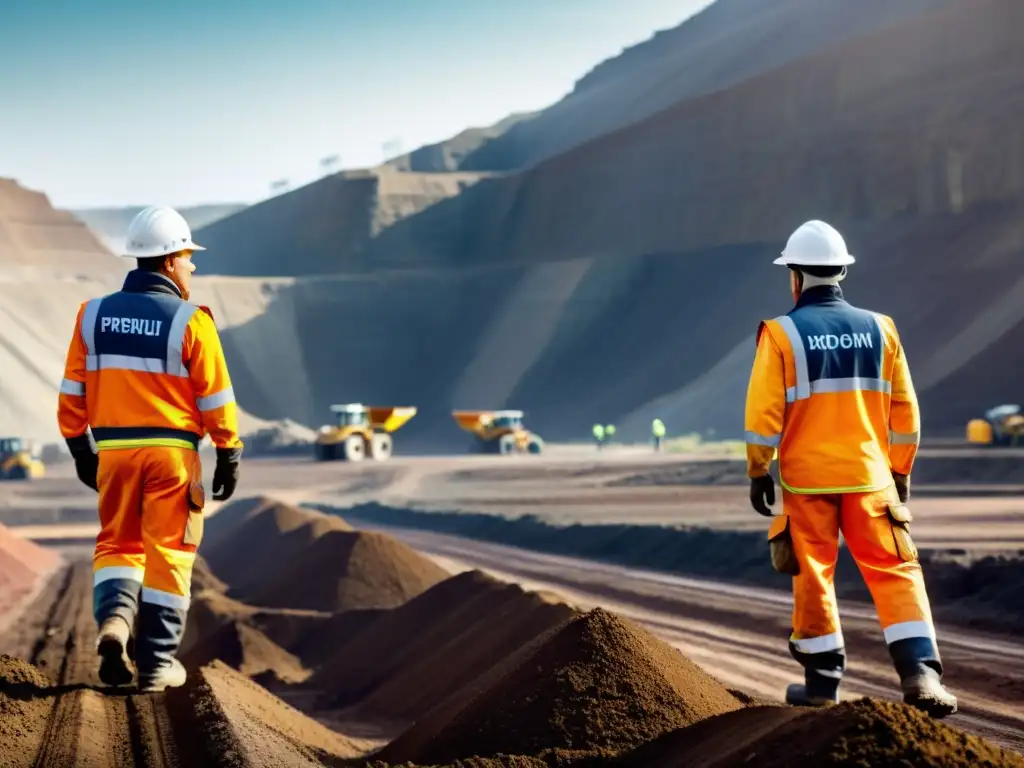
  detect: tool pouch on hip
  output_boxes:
[768,515,800,575]
[886,503,918,563]
[183,476,206,547]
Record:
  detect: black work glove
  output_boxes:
[892,472,910,504]
[212,446,242,501]
[750,474,776,517]
[66,434,98,492]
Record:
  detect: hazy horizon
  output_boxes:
[0,0,710,210]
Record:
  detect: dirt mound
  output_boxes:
[191,555,227,594]
[292,607,387,667]
[202,497,352,595]
[313,570,577,721]
[381,607,742,765]
[181,620,309,685]
[248,528,448,613]
[171,661,368,766]
[180,590,255,655]
[628,698,1024,768]
[0,655,52,759]
[0,523,62,630]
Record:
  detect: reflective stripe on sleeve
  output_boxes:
[196,387,235,411]
[60,378,86,396]
[745,430,781,447]
[889,430,920,445]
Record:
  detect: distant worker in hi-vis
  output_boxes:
[743,220,957,717]
[57,206,243,693]
[652,418,666,451]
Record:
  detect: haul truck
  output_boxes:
[966,404,1024,447]
[452,409,544,455]
[0,437,45,480]
[314,404,417,461]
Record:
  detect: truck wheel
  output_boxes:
[371,433,393,461]
[498,433,517,455]
[527,437,543,455]
[340,435,365,462]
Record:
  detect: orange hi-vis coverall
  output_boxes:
[57,269,241,678]
[744,284,940,697]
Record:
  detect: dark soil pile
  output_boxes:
[380,607,742,765]
[202,498,353,597]
[311,570,577,721]
[168,661,367,766]
[247,529,448,613]
[191,555,227,594]
[742,698,1024,768]
[180,590,255,655]
[181,621,309,685]
[292,608,387,667]
[0,655,53,760]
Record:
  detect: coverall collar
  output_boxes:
[121,269,182,298]
[793,283,845,310]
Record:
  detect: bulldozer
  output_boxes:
[314,404,417,462]
[966,404,1024,447]
[0,437,45,480]
[452,410,544,455]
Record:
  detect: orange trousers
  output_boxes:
[772,486,936,657]
[93,446,205,614]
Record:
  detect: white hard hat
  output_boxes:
[774,220,854,267]
[121,205,206,259]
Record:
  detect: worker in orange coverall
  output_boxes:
[57,206,242,693]
[743,220,957,718]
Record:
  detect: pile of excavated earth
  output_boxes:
[0,495,1019,766]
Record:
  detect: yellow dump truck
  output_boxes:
[966,404,1024,447]
[314,404,417,461]
[0,437,45,480]
[452,409,544,455]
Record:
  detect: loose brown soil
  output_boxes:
[380,608,743,765]
[247,528,449,612]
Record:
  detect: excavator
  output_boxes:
[966,404,1024,447]
[452,409,544,455]
[314,404,417,461]
[0,437,45,480]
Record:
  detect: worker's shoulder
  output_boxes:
[185,303,220,331]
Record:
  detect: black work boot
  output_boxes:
[93,575,141,686]
[135,600,188,693]
[786,642,845,708]
[889,637,958,719]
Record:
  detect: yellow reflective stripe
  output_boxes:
[95,438,197,451]
[779,471,888,495]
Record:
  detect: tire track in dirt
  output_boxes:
[8,561,182,767]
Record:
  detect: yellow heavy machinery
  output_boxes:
[966,404,1024,447]
[452,409,544,455]
[0,437,45,480]
[314,404,417,461]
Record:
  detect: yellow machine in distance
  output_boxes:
[452,409,544,455]
[966,404,1024,447]
[0,437,45,480]
[314,404,417,461]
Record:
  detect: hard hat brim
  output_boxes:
[119,240,207,258]
[774,252,855,266]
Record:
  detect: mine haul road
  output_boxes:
[360,523,1024,754]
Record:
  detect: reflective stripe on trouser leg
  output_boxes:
[94,449,147,626]
[838,488,942,677]
[93,566,144,626]
[135,446,203,676]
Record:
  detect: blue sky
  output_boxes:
[0,0,709,209]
